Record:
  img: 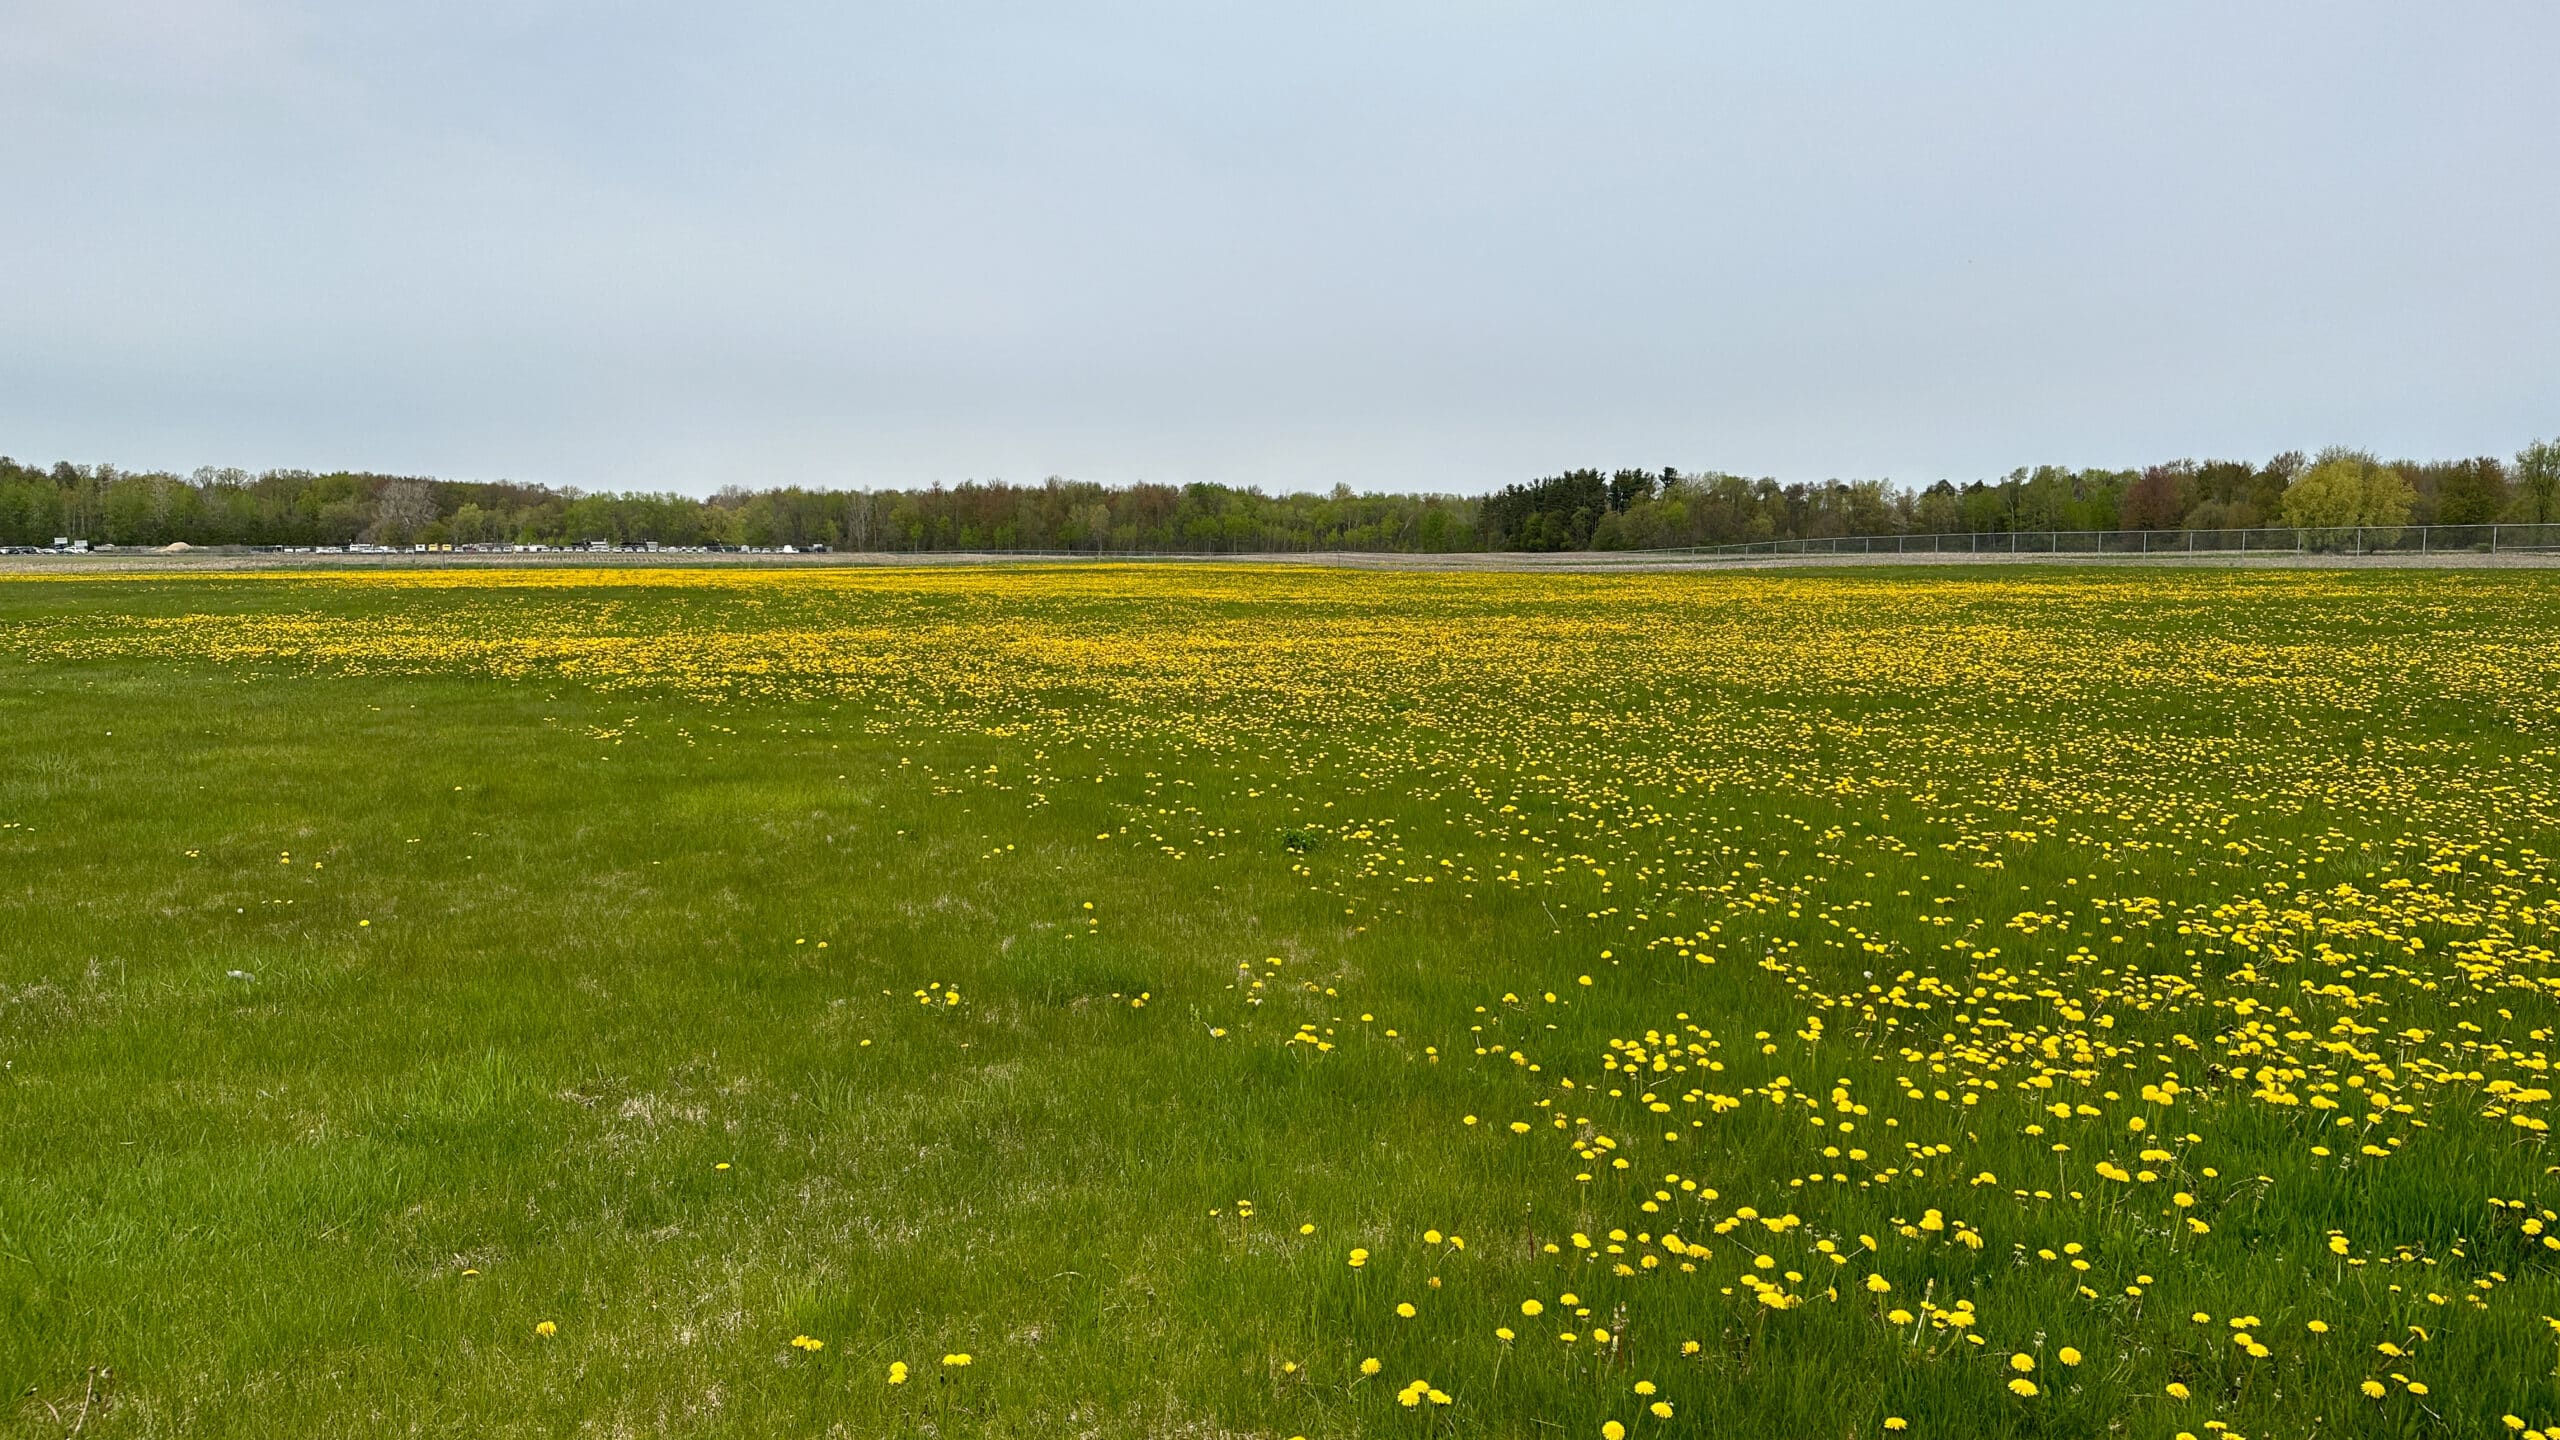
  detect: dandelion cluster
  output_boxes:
[14,563,2560,1435]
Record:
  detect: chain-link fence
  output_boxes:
[13,523,2560,564]
[1678,523,2560,560]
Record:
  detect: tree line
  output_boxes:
[1479,445,2558,551]
[2,443,2552,553]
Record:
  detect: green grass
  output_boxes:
[2,564,2558,1438]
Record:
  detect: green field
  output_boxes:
[4,564,2558,1438]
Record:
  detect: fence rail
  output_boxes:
[1668,522,2560,561]
[12,522,2559,563]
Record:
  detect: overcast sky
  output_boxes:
[3,2,2553,495]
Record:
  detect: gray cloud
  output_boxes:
[3,1,2553,492]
